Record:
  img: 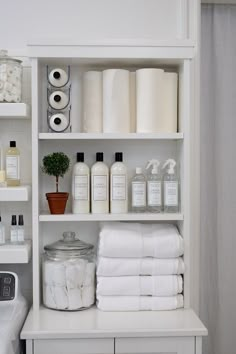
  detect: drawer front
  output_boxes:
[115,337,195,354]
[34,338,114,354]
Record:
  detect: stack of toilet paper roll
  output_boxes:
[82,68,178,134]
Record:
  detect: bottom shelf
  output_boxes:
[21,306,207,339]
[0,240,32,263]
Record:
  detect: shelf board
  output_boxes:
[0,103,30,119]
[0,240,32,264]
[39,132,183,140]
[39,213,184,222]
[0,185,31,201]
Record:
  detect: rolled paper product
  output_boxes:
[49,113,69,132]
[103,69,130,133]
[130,72,136,132]
[136,68,164,132]
[48,68,68,88]
[161,72,178,132]
[82,71,103,133]
[49,90,69,110]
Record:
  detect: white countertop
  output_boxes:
[21,306,207,339]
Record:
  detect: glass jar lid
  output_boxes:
[0,49,22,64]
[44,231,94,259]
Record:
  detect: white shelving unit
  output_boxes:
[39,133,184,140]
[0,185,31,201]
[0,240,32,264]
[0,103,30,119]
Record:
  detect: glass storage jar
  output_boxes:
[0,50,22,103]
[42,231,96,311]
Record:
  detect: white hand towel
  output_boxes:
[43,261,66,286]
[68,288,83,310]
[82,286,95,308]
[97,275,183,296]
[97,294,184,311]
[65,259,87,288]
[83,262,96,287]
[54,286,68,309]
[97,257,184,276]
[43,285,57,309]
[99,223,183,258]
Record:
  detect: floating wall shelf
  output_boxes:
[0,103,30,119]
[0,240,32,264]
[39,133,184,140]
[0,185,31,201]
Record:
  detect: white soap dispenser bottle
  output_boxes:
[131,167,146,213]
[146,159,162,213]
[72,152,90,214]
[162,159,179,213]
[91,152,109,214]
[0,215,6,245]
[110,152,128,214]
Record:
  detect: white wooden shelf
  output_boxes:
[0,103,30,119]
[0,240,32,264]
[39,133,184,140]
[39,213,184,222]
[0,185,31,201]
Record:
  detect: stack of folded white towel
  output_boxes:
[96,222,184,311]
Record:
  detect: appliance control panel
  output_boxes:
[0,273,15,301]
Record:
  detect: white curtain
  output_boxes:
[200,5,236,354]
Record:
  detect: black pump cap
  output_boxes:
[54,94,61,102]
[10,141,16,148]
[11,215,17,226]
[18,215,24,226]
[77,153,84,162]
[53,71,61,79]
[115,152,123,162]
[96,152,103,162]
[54,117,61,125]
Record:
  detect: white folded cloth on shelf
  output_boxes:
[97,257,185,276]
[99,222,184,258]
[97,275,183,296]
[97,294,184,311]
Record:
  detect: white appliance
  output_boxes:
[0,272,28,354]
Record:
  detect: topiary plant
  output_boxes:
[42,152,70,193]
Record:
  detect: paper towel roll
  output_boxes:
[103,69,130,133]
[136,68,164,133]
[161,72,178,132]
[130,72,136,133]
[49,68,68,88]
[49,90,69,110]
[82,71,102,133]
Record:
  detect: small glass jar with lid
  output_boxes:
[42,231,96,311]
[0,50,22,103]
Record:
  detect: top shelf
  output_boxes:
[39,133,184,140]
[0,103,30,119]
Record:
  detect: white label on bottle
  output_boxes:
[74,175,88,201]
[18,229,25,242]
[6,156,20,179]
[10,229,18,242]
[148,181,161,206]
[132,182,146,207]
[112,175,126,200]
[93,175,107,201]
[164,181,178,206]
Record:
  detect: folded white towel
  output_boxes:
[97,294,184,311]
[99,222,183,258]
[97,275,183,296]
[97,257,185,276]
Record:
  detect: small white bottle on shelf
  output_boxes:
[146,159,162,213]
[110,152,128,214]
[162,159,179,213]
[10,215,18,243]
[72,152,90,214]
[131,167,146,213]
[0,216,6,245]
[91,152,109,214]
[17,214,25,242]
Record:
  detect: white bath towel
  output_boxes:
[97,257,185,276]
[67,288,83,310]
[99,223,184,258]
[97,294,184,311]
[97,275,183,296]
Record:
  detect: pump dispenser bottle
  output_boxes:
[162,159,179,213]
[10,215,18,243]
[18,214,25,242]
[110,152,128,214]
[146,159,162,213]
[0,216,6,245]
[72,153,90,214]
[131,167,146,212]
[6,141,20,186]
[91,152,109,214]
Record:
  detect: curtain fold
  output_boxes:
[201,5,236,354]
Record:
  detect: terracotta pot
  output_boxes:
[46,192,69,214]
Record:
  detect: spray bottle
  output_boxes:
[146,159,162,213]
[162,159,179,213]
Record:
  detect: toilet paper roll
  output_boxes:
[49,68,68,88]
[161,72,178,132]
[103,69,130,133]
[49,113,69,132]
[82,71,102,133]
[130,72,136,132]
[49,90,69,110]
[136,68,164,133]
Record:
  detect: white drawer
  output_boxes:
[34,338,114,354]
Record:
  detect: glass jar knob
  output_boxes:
[63,231,76,242]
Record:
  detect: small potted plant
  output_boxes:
[42,152,70,214]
